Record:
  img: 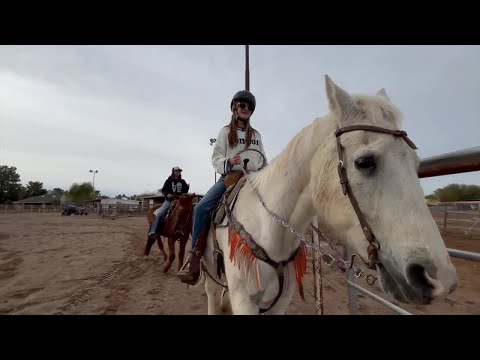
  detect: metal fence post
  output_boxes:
[346,246,358,315]
[311,218,323,315]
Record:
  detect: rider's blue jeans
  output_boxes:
[191,176,226,249]
[149,200,171,236]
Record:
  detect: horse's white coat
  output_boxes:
[200,75,457,314]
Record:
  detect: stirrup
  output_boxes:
[188,249,202,257]
[177,267,196,284]
[178,258,191,272]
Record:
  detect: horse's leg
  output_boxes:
[267,284,295,315]
[156,235,167,262]
[221,271,257,314]
[228,288,259,315]
[204,277,218,315]
[263,295,292,315]
[177,236,188,273]
[162,237,176,273]
[144,235,156,259]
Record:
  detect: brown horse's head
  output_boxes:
[166,193,195,239]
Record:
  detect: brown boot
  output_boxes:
[177,251,201,285]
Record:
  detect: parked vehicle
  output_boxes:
[61,204,88,216]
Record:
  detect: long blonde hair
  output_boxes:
[226,103,257,148]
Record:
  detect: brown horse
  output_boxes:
[144,193,195,273]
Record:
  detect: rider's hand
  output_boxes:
[228,154,242,166]
[167,194,174,201]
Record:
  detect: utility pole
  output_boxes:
[208,46,249,184]
[245,45,250,91]
[89,169,98,199]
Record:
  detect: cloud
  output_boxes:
[1,45,479,198]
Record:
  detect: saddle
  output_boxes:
[185,161,250,283]
[214,160,251,223]
[165,199,178,221]
[213,173,247,225]
[153,199,178,220]
[151,200,178,238]
[189,172,248,282]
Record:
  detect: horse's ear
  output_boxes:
[376,88,390,101]
[325,75,357,123]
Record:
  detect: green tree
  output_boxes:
[433,183,480,202]
[52,187,66,195]
[67,182,95,203]
[0,165,23,204]
[23,181,48,199]
[425,194,438,203]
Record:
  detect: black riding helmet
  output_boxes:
[230,90,256,112]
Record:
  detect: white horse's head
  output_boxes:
[312,75,457,305]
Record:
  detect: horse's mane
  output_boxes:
[175,193,196,207]
[249,93,404,190]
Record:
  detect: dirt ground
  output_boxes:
[0,213,478,315]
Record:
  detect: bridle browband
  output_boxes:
[334,125,418,269]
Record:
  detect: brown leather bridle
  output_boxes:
[335,125,418,269]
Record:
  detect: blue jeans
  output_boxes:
[149,200,171,235]
[191,176,226,249]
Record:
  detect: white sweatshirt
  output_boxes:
[211,126,268,176]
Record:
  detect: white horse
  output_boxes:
[199,75,458,315]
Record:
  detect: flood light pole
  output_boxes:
[89,169,98,199]
[208,46,249,185]
[245,45,250,91]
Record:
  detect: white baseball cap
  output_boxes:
[173,166,183,171]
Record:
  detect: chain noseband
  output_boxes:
[334,125,418,269]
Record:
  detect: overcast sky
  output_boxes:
[1,45,479,198]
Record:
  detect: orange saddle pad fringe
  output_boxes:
[228,226,308,298]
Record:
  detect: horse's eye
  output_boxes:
[355,155,376,174]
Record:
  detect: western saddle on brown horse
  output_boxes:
[145,193,195,274]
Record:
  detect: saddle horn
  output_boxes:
[225,158,249,189]
[243,158,249,174]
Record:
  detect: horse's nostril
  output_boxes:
[449,282,457,293]
[406,262,435,303]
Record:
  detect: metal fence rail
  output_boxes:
[346,280,412,315]
[447,248,480,262]
[417,146,480,178]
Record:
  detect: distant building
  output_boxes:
[139,194,166,208]
[13,193,65,209]
[139,193,204,209]
[100,198,142,206]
